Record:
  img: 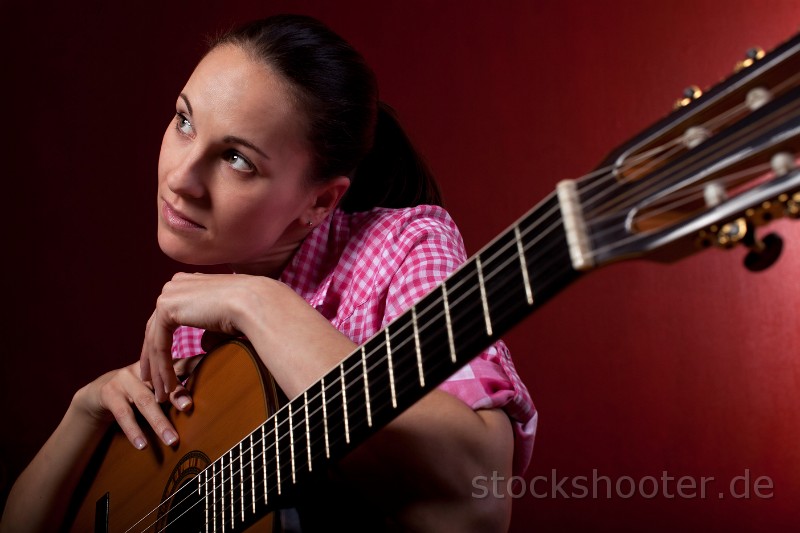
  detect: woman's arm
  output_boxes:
[0,364,192,532]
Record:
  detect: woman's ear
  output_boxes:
[304,176,350,224]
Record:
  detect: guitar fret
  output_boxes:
[204,468,210,533]
[261,425,267,504]
[239,442,245,523]
[385,328,397,408]
[274,415,281,495]
[249,433,256,514]
[304,391,313,471]
[321,376,330,458]
[340,363,351,443]
[442,282,457,363]
[221,454,227,533]
[514,225,534,305]
[412,305,425,387]
[475,256,493,336]
[228,450,233,530]
[361,346,372,426]
[212,460,218,533]
[288,403,296,484]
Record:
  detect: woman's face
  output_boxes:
[157,44,337,275]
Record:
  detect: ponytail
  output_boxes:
[340,102,443,212]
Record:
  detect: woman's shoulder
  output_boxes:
[329,205,468,295]
[334,205,462,248]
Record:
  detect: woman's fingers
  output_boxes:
[97,367,180,449]
[92,360,196,450]
[140,307,179,402]
[153,319,180,402]
[142,272,251,402]
[129,385,179,446]
[170,385,193,412]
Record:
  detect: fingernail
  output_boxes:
[134,437,147,450]
[177,396,192,410]
[163,430,178,445]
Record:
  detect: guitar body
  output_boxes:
[67,341,281,532]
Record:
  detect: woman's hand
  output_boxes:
[139,272,268,402]
[139,272,358,402]
[0,358,198,532]
[76,359,195,449]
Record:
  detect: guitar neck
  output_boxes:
[199,193,580,530]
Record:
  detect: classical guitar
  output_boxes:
[69,32,800,532]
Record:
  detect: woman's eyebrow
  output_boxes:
[224,136,270,159]
[179,93,193,115]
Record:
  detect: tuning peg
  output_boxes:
[674,85,703,109]
[708,217,784,271]
[734,46,765,72]
[715,218,748,248]
[743,231,783,272]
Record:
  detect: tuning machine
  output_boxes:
[696,216,783,272]
[734,46,766,72]
[696,172,799,271]
[674,85,703,109]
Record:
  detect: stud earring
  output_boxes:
[307,220,313,227]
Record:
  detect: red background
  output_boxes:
[2,1,799,531]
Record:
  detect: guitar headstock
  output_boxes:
[560,31,800,272]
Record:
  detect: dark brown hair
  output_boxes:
[212,14,442,212]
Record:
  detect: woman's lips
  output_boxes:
[162,200,205,230]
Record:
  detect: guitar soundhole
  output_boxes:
[157,450,211,531]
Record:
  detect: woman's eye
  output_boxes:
[225,151,255,172]
[175,112,193,135]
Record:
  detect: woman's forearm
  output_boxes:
[1,390,110,532]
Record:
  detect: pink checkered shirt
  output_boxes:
[172,205,536,474]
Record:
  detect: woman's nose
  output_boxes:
[166,148,206,199]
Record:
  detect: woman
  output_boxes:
[1,14,535,531]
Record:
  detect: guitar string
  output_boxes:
[584,95,756,202]
[584,103,800,229]
[582,69,800,213]
[584,77,800,219]
[137,79,796,532]
[596,161,774,234]
[583,108,800,257]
